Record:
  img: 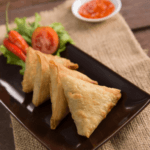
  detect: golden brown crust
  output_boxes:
[22,47,38,93]
[49,62,69,129]
[53,56,79,70]
[22,47,79,94]
[49,61,98,129]
[51,60,98,85]
[60,74,121,138]
[32,53,50,106]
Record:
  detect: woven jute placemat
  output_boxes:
[0,0,150,149]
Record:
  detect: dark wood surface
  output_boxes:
[121,0,150,29]
[0,0,150,150]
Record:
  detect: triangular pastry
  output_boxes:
[32,53,50,106]
[49,62,69,129]
[22,47,38,93]
[49,61,98,129]
[60,74,121,138]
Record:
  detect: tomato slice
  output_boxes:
[32,27,59,54]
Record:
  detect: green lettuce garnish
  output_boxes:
[0,45,25,75]
[0,13,74,75]
[50,22,75,56]
[14,13,41,45]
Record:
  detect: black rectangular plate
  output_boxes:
[0,44,150,150]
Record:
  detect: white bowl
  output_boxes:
[71,0,122,22]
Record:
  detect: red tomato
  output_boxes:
[32,27,59,54]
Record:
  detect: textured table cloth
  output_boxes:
[0,0,150,149]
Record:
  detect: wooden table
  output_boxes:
[0,0,150,149]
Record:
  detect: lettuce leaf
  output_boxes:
[14,14,74,56]
[0,45,25,75]
[50,22,75,56]
[14,13,41,45]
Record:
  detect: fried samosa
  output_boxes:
[22,47,78,93]
[22,47,37,93]
[50,62,69,129]
[49,61,98,129]
[32,54,50,106]
[32,54,98,107]
[60,74,121,138]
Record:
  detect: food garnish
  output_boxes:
[32,27,59,54]
[0,45,25,75]
[3,38,26,62]
[6,30,28,55]
[0,6,74,75]
[4,3,29,56]
[78,0,115,19]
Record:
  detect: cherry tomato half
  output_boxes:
[32,27,59,54]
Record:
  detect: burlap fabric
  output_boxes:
[0,0,150,149]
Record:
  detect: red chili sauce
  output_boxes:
[78,0,115,19]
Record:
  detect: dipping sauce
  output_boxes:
[78,0,115,19]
